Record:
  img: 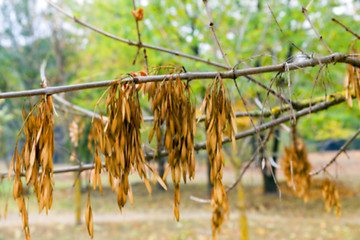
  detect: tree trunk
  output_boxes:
[207,156,213,197]
[262,126,280,194]
[157,155,167,190]
[157,126,167,190]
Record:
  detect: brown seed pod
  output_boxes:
[281,138,312,202]
[322,179,341,217]
[200,76,236,239]
[146,68,196,221]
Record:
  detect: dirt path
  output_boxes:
[0,210,214,227]
[3,209,360,228]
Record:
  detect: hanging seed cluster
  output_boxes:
[211,195,229,240]
[69,117,85,162]
[201,76,237,238]
[9,96,55,240]
[69,116,84,148]
[93,83,151,211]
[281,138,312,202]
[322,179,341,217]
[147,75,196,221]
[344,44,360,109]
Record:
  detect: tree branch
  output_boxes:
[310,127,360,175]
[1,53,358,99]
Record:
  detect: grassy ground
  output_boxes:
[1,151,360,239]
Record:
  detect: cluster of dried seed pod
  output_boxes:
[344,41,360,109]
[68,117,85,163]
[200,76,237,239]
[147,73,196,221]
[322,179,341,217]
[94,82,151,211]
[9,96,55,240]
[69,116,84,148]
[84,73,168,239]
[281,138,312,202]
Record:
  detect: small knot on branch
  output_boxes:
[74,16,80,23]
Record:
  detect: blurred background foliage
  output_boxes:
[0,0,360,165]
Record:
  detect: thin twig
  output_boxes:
[53,94,105,121]
[1,53,358,99]
[46,0,227,69]
[189,196,211,204]
[53,103,93,117]
[332,18,360,40]
[302,7,333,54]
[309,64,325,127]
[233,76,267,157]
[202,0,232,69]
[132,48,141,65]
[310,127,360,175]
[268,4,310,58]
[132,0,149,73]
[244,75,290,104]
